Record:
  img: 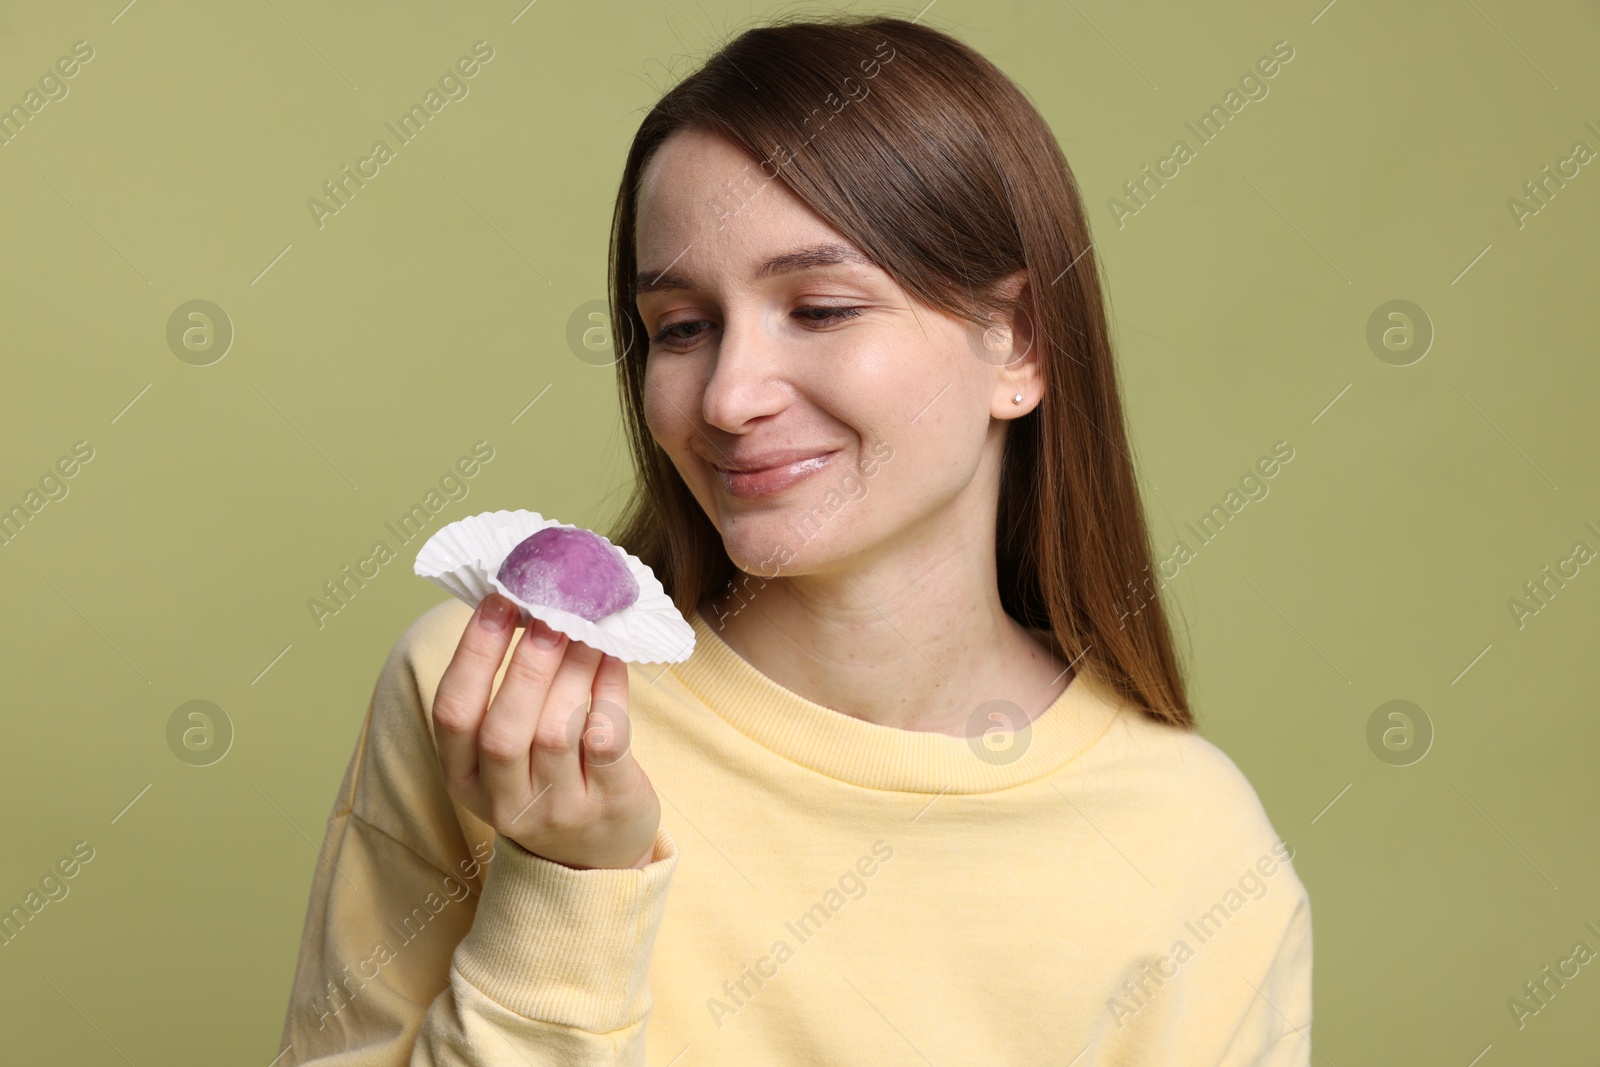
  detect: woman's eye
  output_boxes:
[792,305,862,326]
[649,320,711,347]
[648,306,862,349]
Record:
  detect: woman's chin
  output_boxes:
[719,530,799,578]
[711,512,811,571]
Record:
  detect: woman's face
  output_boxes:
[634,127,1030,583]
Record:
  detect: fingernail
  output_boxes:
[530,619,563,649]
[477,594,512,631]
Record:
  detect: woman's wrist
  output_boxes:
[537,832,658,871]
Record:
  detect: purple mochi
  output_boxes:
[496,526,639,621]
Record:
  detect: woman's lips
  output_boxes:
[716,451,839,499]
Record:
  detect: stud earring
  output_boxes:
[1012,392,1024,404]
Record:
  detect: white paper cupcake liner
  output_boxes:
[413,509,695,664]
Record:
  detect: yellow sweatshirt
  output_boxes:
[278,597,1313,1066]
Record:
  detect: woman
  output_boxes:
[279,13,1313,1065]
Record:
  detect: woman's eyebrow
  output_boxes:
[633,242,876,297]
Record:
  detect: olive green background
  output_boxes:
[2,0,1596,1063]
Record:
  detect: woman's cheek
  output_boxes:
[643,367,709,489]
[641,365,678,439]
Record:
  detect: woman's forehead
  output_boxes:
[635,134,865,290]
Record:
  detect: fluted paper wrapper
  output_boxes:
[414,510,695,664]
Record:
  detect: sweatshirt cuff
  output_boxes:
[452,827,680,1032]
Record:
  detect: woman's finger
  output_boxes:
[477,617,568,819]
[432,594,519,792]
[581,654,635,793]
[527,635,605,801]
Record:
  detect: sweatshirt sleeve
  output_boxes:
[277,600,680,1067]
[410,829,679,1066]
[1214,878,1315,1067]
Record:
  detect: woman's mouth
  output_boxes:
[715,450,839,499]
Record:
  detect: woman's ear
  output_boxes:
[981,271,1040,417]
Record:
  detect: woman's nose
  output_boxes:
[699,309,790,431]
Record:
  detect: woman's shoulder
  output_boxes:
[1091,705,1271,799]
[361,596,478,778]
[391,596,479,687]
[1081,707,1300,881]
[316,597,491,882]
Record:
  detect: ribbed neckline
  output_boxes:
[669,606,1125,794]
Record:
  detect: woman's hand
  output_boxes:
[431,592,660,870]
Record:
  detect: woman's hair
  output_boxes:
[604,13,1193,728]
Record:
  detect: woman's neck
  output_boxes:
[699,553,1072,737]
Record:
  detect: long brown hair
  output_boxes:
[603,13,1192,729]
